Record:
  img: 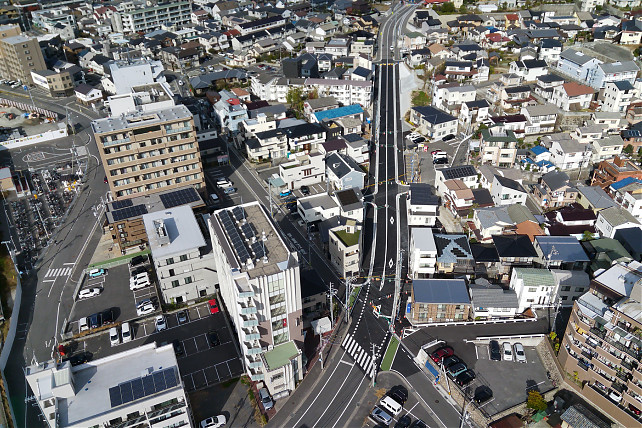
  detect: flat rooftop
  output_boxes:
[105,186,204,223]
[91,104,192,134]
[211,202,292,279]
[143,204,206,260]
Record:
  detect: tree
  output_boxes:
[624,144,634,155]
[581,230,594,241]
[286,87,305,118]
[441,2,455,13]
[527,390,547,411]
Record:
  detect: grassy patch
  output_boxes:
[411,91,431,107]
[221,378,238,388]
[88,249,150,269]
[348,286,361,309]
[333,229,360,247]
[380,336,399,372]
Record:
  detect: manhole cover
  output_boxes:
[435,400,439,403]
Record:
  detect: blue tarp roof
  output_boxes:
[313,104,363,122]
[530,145,549,155]
[610,177,642,191]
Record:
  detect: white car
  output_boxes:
[514,343,527,363]
[155,315,167,332]
[178,80,184,86]
[502,342,513,361]
[78,287,102,300]
[121,322,132,343]
[130,272,148,282]
[136,302,155,316]
[79,317,89,332]
[216,178,233,188]
[109,327,120,346]
[200,415,226,428]
[130,277,150,290]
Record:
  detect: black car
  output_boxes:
[88,313,102,329]
[301,185,310,195]
[455,369,476,386]
[208,331,220,347]
[101,308,114,325]
[67,351,93,366]
[409,420,427,428]
[474,386,493,404]
[130,255,147,267]
[132,266,148,276]
[433,156,448,165]
[442,355,462,369]
[394,415,412,428]
[172,339,184,356]
[387,385,408,405]
[442,134,455,141]
[177,310,189,324]
[489,340,501,361]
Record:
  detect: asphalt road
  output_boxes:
[1,87,107,428]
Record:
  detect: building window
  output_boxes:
[166,257,174,265]
[180,254,188,262]
[171,280,180,288]
[528,287,537,292]
[561,286,571,292]
[185,277,193,284]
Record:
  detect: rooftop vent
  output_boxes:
[154,219,170,246]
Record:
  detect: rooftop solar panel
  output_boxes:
[111,199,133,210]
[111,204,148,222]
[109,367,179,408]
[159,187,200,209]
[232,206,246,221]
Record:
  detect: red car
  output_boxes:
[630,403,641,415]
[430,346,454,363]
[208,299,219,314]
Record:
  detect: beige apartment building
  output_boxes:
[92,104,205,200]
[329,221,361,279]
[30,69,74,97]
[0,30,47,84]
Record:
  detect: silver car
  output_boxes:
[514,343,527,363]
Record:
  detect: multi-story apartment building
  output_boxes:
[479,128,518,168]
[31,7,76,40]
[92,104,205,200]
[209,202,304,396]
[30,69,74,97]
[112,1,192,34]
[591,156,642,189]
[143,204,217,304]
[558,260,642,427]
[26,343,192,428]
[0,33,47,84]
[104,185,205,251]
[328,221,361,279]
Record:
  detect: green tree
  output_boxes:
[527,390,547,411]
[459,5,467,13]
[581,230,594,241]
[624,144,634,155]
[286,87,305,118]
[441,2,455,13]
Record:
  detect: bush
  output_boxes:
[527,390,547,411]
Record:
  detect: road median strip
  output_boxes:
[380,335,399,371]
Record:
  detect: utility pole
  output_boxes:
[371,343,378,387]
[328,282,335,328]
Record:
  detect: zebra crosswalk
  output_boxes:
[45,267,72,278]
[342,334,374,377]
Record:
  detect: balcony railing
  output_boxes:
[605,336,641,361]
[590,327,606,339]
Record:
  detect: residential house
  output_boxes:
[410,227,437,278]
[591,156,642,189]
[551,82,594,111]
[433,234,474,274]
[538,39,562,64]
[609,178,642,222]
[442,179,475,217]
[613,226,642,260]
[279,151,325,190]
[555,48,602,81]
[74,83,102,105]
[444,60,478,81]
[459,99,490,131]
[550,269,590,307]
[329,221,361,278]
[532,170,578,208]
[493,234,538,279]
[491,175,528,206]
[479,128,518,168]
[409,106,458,139]
[472,206,516,241]
[303,96,340,120]
[576,185,617,214]
[508,58,548,81]
[601,81,634,113]
[296,193,340,223]
[407,183,439,227]
[522,103,559,134]
[545,203,598,238]
[435,165,478,196]
[325,152,366,191]
[545,133,592,170]
[469,282,520,320]
[509,267,556,312]
[431,83,476,113]
[589,61,639,90]
[408,279,471,324]
[595,205,641,238]
[591,135,624,163]
[533,235,590,271]
[246,127,288,162]
[534,74,565,101]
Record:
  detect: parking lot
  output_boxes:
[68,259,161,335]
[63,300,244,392]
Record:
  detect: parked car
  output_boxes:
[216,178,233,188]
[629,403,641,415]
[79,317,89,332]
[474,386,493,404]
[301,185,310,195]
[430,346,454,363]
[514,343,526,363]
[279,189,292,197]
[223,187,236,194]
[88,268,106,278]
[109,327,120,346]
[102,308,114,325]
[409,420,427,428]
[447,362,468,378]
[155,315,167,332]
[130,276,150,290]
[608,389,623,403]
[208,298,219,314]
[379,395,403,416]
[78,287,102,300]
[172,339,184,356]
[442,134,455,141]
[121,322,132,343]
[130,255,146,267]
[442,355,462,369]
[433,156,448,165]
[208,331,220,347]
[502,342,513,361]
[489,340,501,361]
[395,415,412,428]
[68,351,92,366]
[370,406,392,426]
[259,387,274,410]
[455,369,476,386]
[177,310,189,324]
[137,301,155,316]
[200,415,226,428]
[387,385,408,405]
[88,313,102,329]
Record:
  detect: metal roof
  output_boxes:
[412,278,470,304]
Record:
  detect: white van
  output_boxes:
[109,327,120,347]
[379,396,403,416]
[121,322,132,343]
[79,317,89,332]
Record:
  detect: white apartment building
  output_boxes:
[591,135,624,163]
[410,227,437,278]
[431,83,476,111]
[479,128,518,168]
[112,1,192,34]
[106,59,167,95]
[209,202,304,395]
[143,205,217,304]
[601,81,634,113]
[328,221,361,278]
[510,267,557,312]
[407,183,439,227]
[491,175,527,206]
[547,136,592,170]
[31,7,76,40]
[25,343,191,428]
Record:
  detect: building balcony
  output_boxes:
[593,357,617,377]
[596,345,621,366]
[240,301,257,315]
[627,378,642,396]
[241,313,258,328]
[242,328,260,342]
[237,283,254,299]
